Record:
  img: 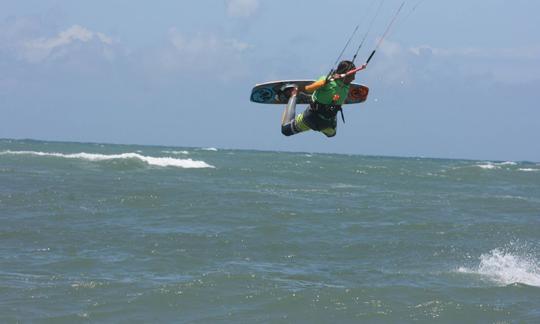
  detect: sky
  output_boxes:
[0,0,539,162]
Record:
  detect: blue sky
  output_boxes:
[1,0,539,161]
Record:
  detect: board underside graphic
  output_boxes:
[250,80,369,105]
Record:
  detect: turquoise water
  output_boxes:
[1,139,539,323]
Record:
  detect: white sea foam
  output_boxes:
[0,150,214,168]
[162,150,190,155]
[476,163,500,170]
[476,162,501,170]
[201,147,218,151]
[519,168,539,172]
[458,248,540,287]
[330,183,359,189]
[475,161,521,170]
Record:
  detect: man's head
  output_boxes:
[336,60,355,74]
[336,60,356,84]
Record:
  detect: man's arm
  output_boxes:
[299,79,327,93]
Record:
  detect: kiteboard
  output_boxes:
[250,80,369,105]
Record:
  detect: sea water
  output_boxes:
[1,139,539,323]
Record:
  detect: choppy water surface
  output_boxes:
[1,139,539,322]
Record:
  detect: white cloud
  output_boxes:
[375,39,540,62]
[0,16,255,83]
[370,40,540,85]
[154,28,251,79]
[20,25,115,63]
[226,0,259,18]
[409,44,540,60]
[225,38,251,52]
[379,39,403,58]
[169,29,250,54]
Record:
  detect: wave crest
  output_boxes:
[0,150,214,169]
[458,248,540,287]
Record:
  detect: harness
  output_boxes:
[310,101,346,124]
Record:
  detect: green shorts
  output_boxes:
[294,107,337,137]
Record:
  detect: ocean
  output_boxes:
[1,138,539,323]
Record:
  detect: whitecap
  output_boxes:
[518,168,539,172]
[201,147,218,151]
[475,161,521,170]
[476,163,499,170]
[458,248,540,287]
[162,150,190,155]
[0,150,214,169]
[330,183,358,189]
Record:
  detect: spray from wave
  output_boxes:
[0,150,214,169]
[458,248,540,287]
[476,162,515,169]
[162,150,190,155]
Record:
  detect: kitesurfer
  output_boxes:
[280,60,362,137]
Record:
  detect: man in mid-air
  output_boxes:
[281,60,361,138]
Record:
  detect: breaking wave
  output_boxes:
[475,161,517,170]
[458,248,540,287]
[475,162,540,173]
[476,163,500,170]
[162,150,190,155]
[0,150,214,168]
